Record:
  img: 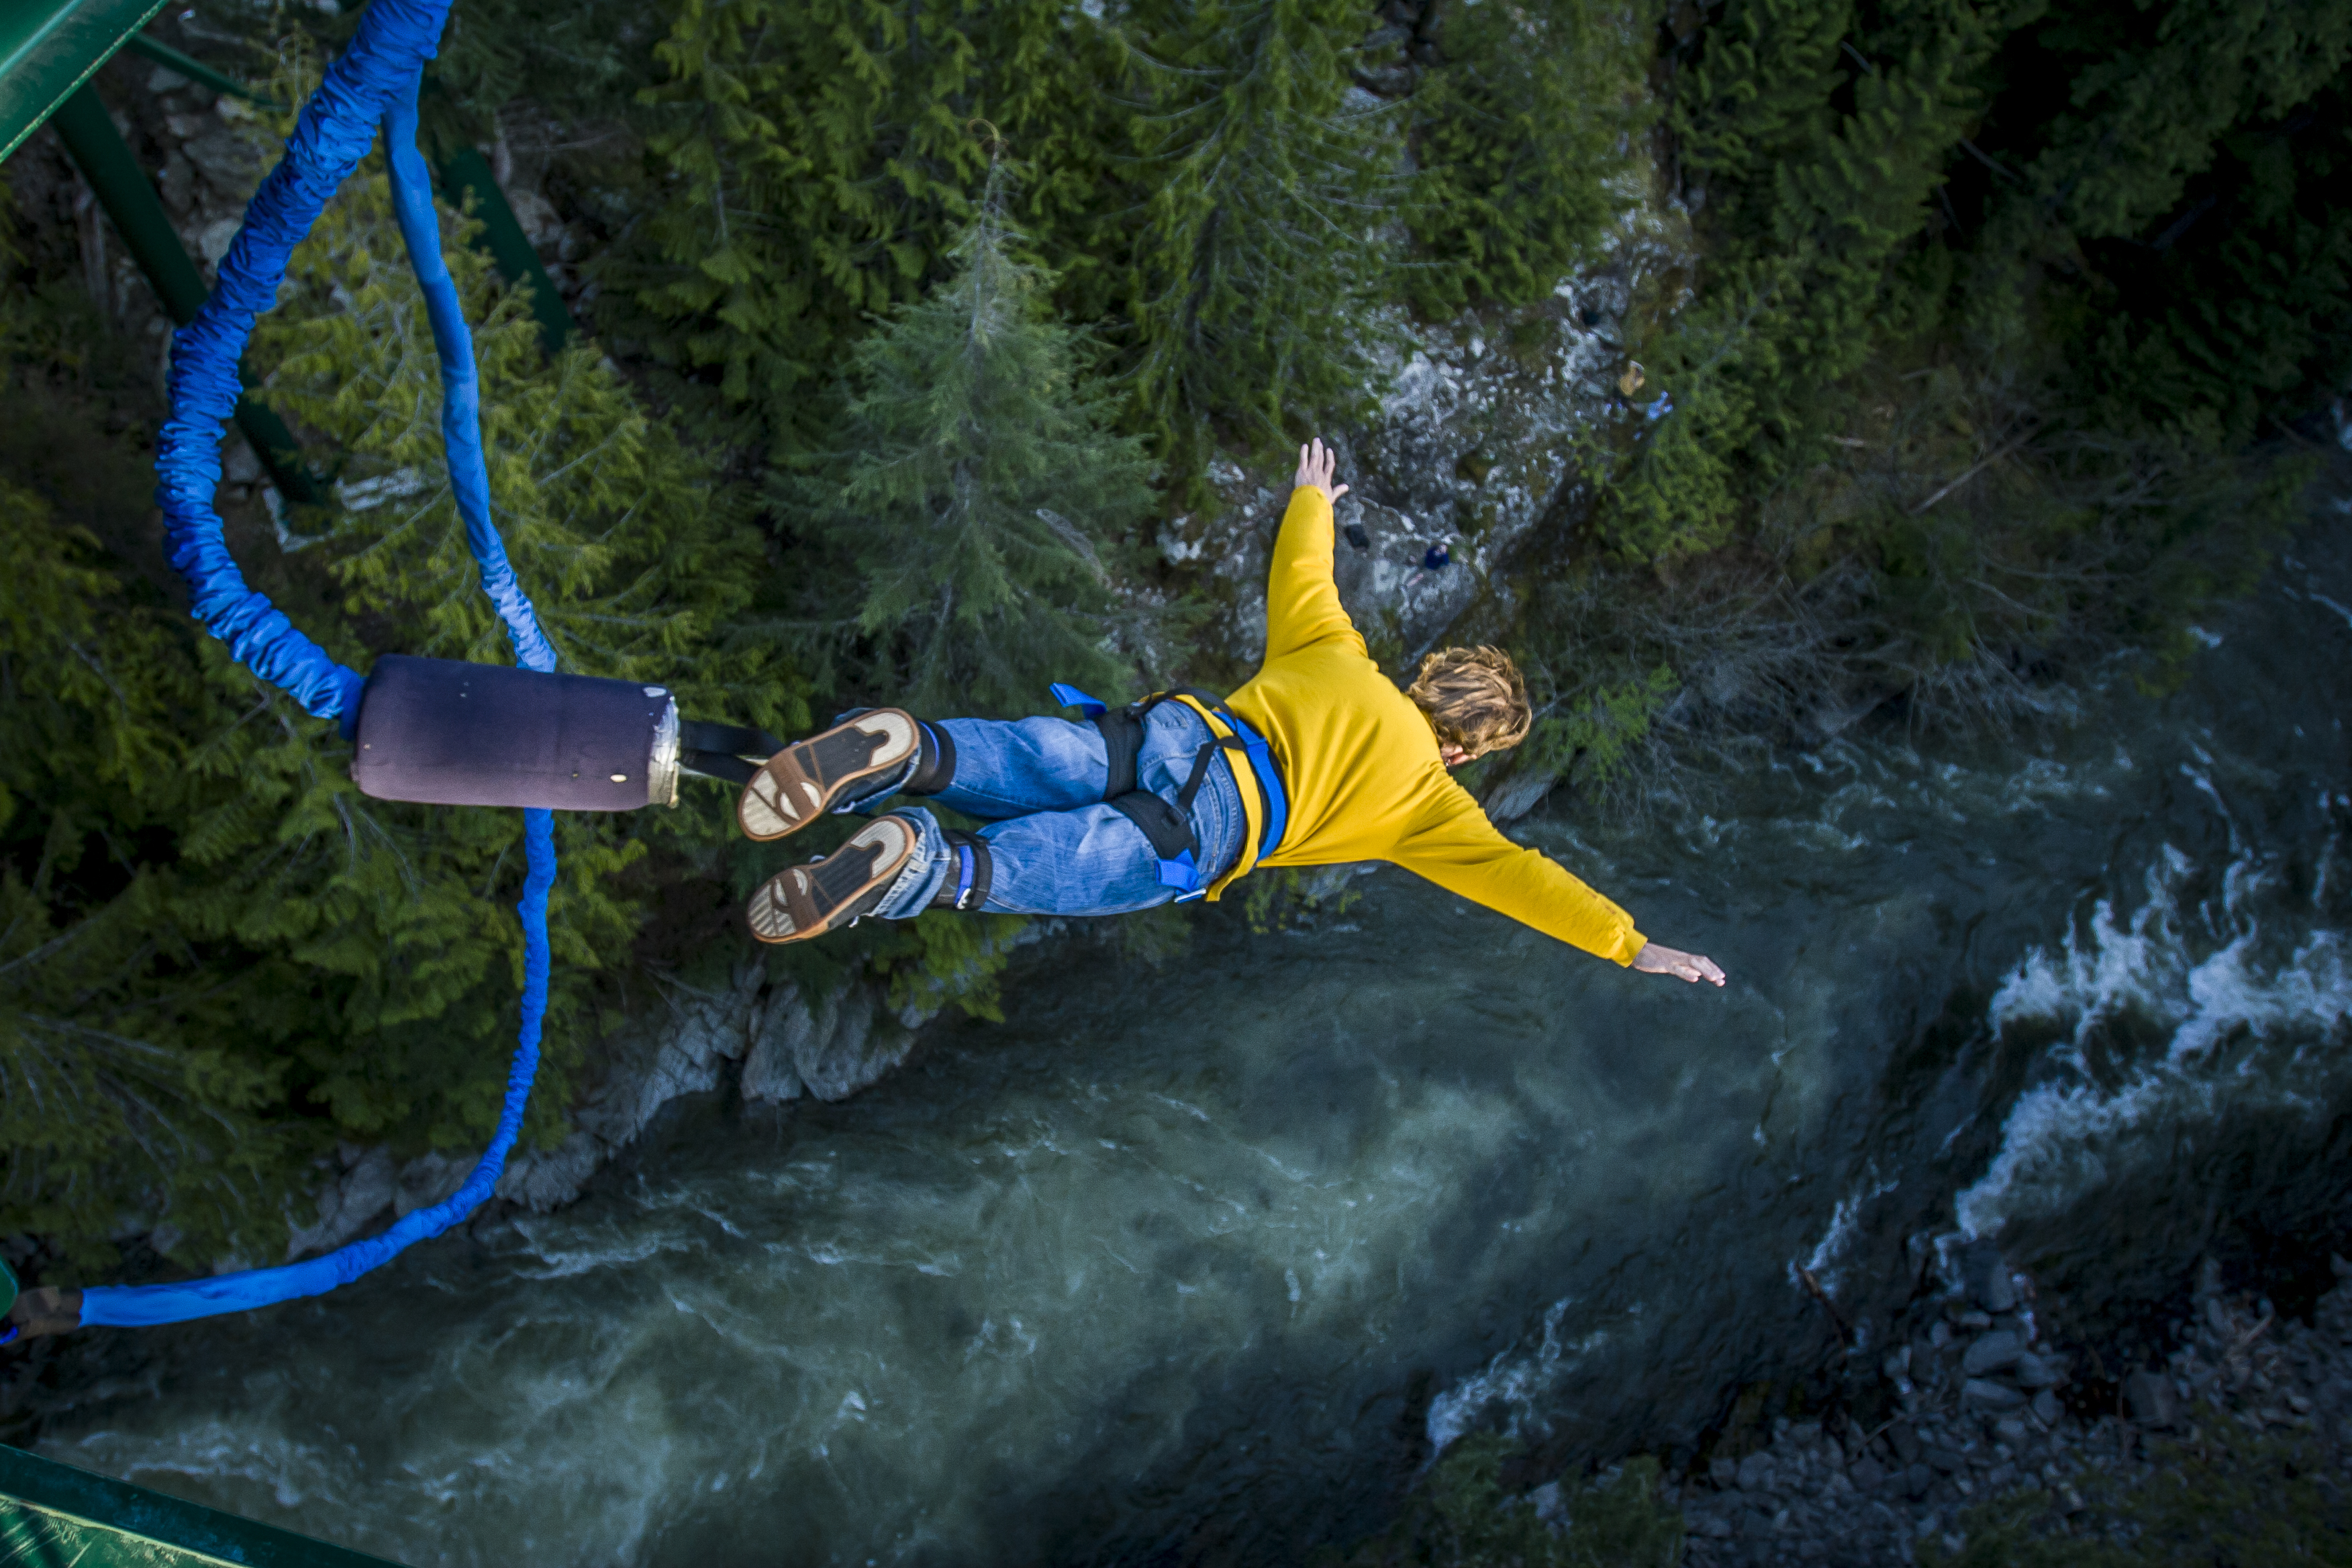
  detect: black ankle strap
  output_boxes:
[905,720,956,795]
[928,829,992,910]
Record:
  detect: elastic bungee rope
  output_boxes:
[73,0,554,1330]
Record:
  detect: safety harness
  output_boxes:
[1049,684,1289,899]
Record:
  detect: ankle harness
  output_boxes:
[928,829,993,911]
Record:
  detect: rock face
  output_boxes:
[278,963,922,1261]
[1165,199,1696,677]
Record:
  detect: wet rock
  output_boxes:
[1963,1378,2026,1412]
[2014,1351,2067,1389]
[2123,1369,2177,1428]
[1888,1424,1922,1465]
[391,1150,470,1218]
[495,1130,601,1212]
[1961,1241,2017,1313]
[1963,1330,2024,1377]
[281,1144,397,1259]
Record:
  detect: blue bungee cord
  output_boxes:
[70,0,554,1330]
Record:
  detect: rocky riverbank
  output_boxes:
[1665,1244,2352,1564]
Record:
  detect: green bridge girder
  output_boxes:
[0,0,167,162]
[1,1444,408,1567]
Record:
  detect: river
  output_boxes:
[24,510,2352,1566]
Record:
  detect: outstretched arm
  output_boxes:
[1395,791,1728,985]
[1263,440,1363,663]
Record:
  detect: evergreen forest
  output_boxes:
[3,0,2348,1278]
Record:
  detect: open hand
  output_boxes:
[1294,438,1350,503]
[1632,942,1726,986]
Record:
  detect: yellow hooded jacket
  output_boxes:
[1199,487,1647,965]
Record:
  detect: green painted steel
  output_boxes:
[0,1445,407,1567]
[120,32,281,109]
[0,0,167,161]
[436,146,571,354]
[46,83,327,505]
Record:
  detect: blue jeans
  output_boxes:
[842,705,1250,918]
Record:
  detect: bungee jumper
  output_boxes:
[3,7,1708,1353]
[730,439,1730,989]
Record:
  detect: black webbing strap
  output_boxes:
[681,719,784,756]
[1106,736,1248,864]
[679,718,785,786]
[1106,790,1194,861]
[1093,707,1144,799]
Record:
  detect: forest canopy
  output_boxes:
[3,0,2347,1269]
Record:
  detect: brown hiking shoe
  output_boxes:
[736,709,922,842]
[746,816,921,944]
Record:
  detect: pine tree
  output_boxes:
[1404,0,1643,315]
[785,163,1157,718]
[610,0,1111,456]
[1116,0,1402,471]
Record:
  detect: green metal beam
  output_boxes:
[121,31,283,109]
[1,1444,410,1567]
[435,146,572,355]
[48,82,328,505]
[0,0,166,162]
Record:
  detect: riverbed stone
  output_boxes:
[1963,1330,2024,1376]
[2014,1351,2067,1388]
[1963,1377,2027,1412]
[1962,1242,2017,1312]
[1736,1452,1777,1491]
[2123,1369,2177,1428]
[2031,1388,2063,1426]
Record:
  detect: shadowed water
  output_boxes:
[29,517,2352,1566]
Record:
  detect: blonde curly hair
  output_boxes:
[1405,646,1531,760]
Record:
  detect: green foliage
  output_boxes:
[0,97,805,1267]
[1575,0,2352,707]
[1518,665,1681,794]
[1115,0,1401,470]
[1321,1433,1684,1567]
[1921,1405,2352,1567]
[781,166,1157,716]
[0,482,294,1271]
[609,0,1112,453]
[1404,0,1647,315]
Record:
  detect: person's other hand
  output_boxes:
[1294,438,1350,503]
[1631,943,1727,986]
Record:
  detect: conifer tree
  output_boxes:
[787,163,1157,718]
[1116,0,1401,469]
[614,0,1114,456]
[1404,0,1642,314]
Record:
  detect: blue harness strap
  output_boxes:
[77,0,560,1330]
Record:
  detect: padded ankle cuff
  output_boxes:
[928,829,992,911]
[905,721,956,795]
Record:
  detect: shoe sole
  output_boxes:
[746,816,920,945]
[736,709,922,842]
